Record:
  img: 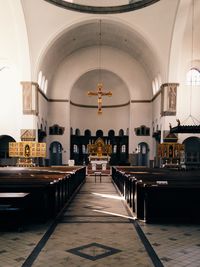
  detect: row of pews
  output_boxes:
[112,166,200,223]
[0,166,86,228]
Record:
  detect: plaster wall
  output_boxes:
[70,105,130,135]
[129,102,153,159]
[47,101,70,163]
[0,0,31,141]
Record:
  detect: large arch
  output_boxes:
[70,68,130,135]
[0,135,16,166]
[35,17,162,96]
[49,46,152,100]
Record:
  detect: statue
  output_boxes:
[176,119,180,126]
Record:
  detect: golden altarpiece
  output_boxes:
[87,138,112,171]
[158,143,185,168]
[9,129,46,167]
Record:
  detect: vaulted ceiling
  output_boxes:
[39,18,160,87]
[21,0,185,97]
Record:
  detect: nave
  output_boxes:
[0,176,200,267]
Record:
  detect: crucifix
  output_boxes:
[87,83,112,114]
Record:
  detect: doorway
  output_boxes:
[138,142,149,166]
[49,141,63,166]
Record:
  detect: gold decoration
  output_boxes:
[158,143,184,159]
[9,142,46,158]
[88,83,112,114]
[87,138,112,157]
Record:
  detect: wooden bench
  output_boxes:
[0,166,86,223]
[0,192,30,229]
[112,166,200,223]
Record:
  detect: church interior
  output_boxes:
[0,0,200,266]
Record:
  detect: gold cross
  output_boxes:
[87,83,112,114]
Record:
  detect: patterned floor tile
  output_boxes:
[67,242,122,261]
[0,176,200,267]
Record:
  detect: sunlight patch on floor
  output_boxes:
[92,192,124,200]
[93,209,137,220]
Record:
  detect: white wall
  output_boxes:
[129,102,153,159]
[70,105,130,135]
[47,101,70,164]
[0,0,31,141]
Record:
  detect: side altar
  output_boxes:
[87,138,111,172]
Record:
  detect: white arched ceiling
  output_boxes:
[37,18,161,98]
[168,0,191,81]
[169,0,200,81]
[50,46,152,100]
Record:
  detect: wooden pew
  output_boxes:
[0,192,30,229]
[112,166,200,223]
[0,166,86,225]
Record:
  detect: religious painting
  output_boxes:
[87,137,112,157]
[9,142,46,158]
[161,83,179,116]
[21,82,39,115]
[158,143,185,159]
[168,86,176,111]
[24,144,30,157]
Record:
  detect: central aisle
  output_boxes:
[32,176,155,267]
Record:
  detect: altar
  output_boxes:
[89,155,110,171]
[87,138,111,174]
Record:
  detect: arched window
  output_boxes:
[96,129,103,137]
[152,80,156,95]
[121,145,126,153]
[119,129,124,136]
[113,145,117,154]
[38,71,42,88]
[75,128,81,136]
[73,144,79,153]
[84,129,91,137]
[186,68,200,86]
[41,76,45,91]
[44,79,48,94]
[155,77,159,93]
[152,74,161,95]
[108,129,115,137]
[82,145,87,154]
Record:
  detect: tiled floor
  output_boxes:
[0,176,200,267]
